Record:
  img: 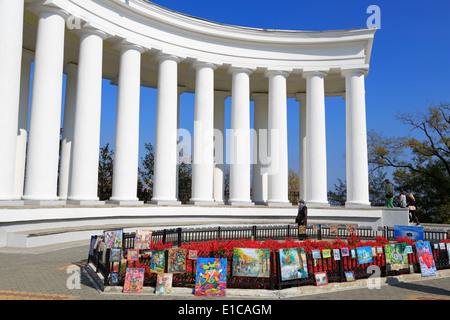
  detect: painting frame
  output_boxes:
[167,248,187,273]
[279,247,308,281]
[314,272,328,286]
[232,248,271,278]
[123,268,145,293]
[195,258,227,297]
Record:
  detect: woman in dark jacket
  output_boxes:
[407,193,420,225]
[296,199,308,240]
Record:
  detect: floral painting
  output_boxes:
[195,258,227,297]
[150,251,165,273]
[123,268,145,293]
[155,273,173,295]
[168,248,187,273]
[103,229,123,248]
[356,246,373,265]
[279,247,308,281]
[415,241,437,277]
[385,243,408,271]
[232,248,270,278]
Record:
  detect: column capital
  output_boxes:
[74,24,111,40]
[341,67,369,77]
[264,69,290,78]
[191,60,220,70]
[153,52,186,64]
[302,69,329,79]
[228,66,255,76]
[26,1,70,19]
[112,39,145,54]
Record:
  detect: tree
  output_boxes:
[327,178,346,206]
[137,142,154,202]
[288,169,300,205]
[98,143,114,201]
[368,103,450,223]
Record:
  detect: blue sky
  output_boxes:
[94,0,450,189]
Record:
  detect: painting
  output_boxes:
[344,271,355,282]
[232,248,270,278]
[298,225,306,235]
[109,272,119,285]
[168,248,187,273]
[447,243,450,264]
[89,236,97,256]
[123,268,145,293]
[330,225,338,236]
[385,243,408,271]
[356,246,373,265]
[188,250,198,260]
[134,229,152,250]
[150,251,165,273]
[322,249,331,259]
[346,225,357,235]
[155,273,173,295]
[341,247,350,257]
[195,258,227,297]
[394,225,424,241]
[110,248,121,262]
[127,249,139,261]
[315,272,328,286]
[333,249,340,261]
[415,241,437,277]
[103,229,123,248]
[311,250,321,260]
[279,247,308,281]
[350,248,356,259]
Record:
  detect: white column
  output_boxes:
[58,63,78,200]
[14,49,34,199]
[22,7,67,205]
[150,54,183,205]
[110,41,145,205]
[343,69,371,207]
[0,0,25,204]
[296,93,307,201]
[265,70,290,206]
[227,68,254,206]
[190,62,217,205]
[67,28,108,205]
[213,91,228,204]
[252,93,269,205]
[303,70,330,207]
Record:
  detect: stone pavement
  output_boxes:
[0,241,449,306]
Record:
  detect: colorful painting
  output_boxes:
[415,241,437,277]
[315,272,328,286]
[447,243,450,264]
[168,248,187,273]
[394,225,424,241]
[330,225,338,236]
[311,250,321,259]
[333,249,340,260]
[298,225,306,235]
[150,251,165,273]
[110,248,121,262]
[155,273,173,295]
[350,248,356,259]
[279,247,308,281]
[344,271,355,282]
[134,229,152,250]
[127,249,139,261]
[322,249,331,259]
[109,272,119,285]
[341,247,350,257]
[385,243,408,271]
[232,248,270,278]
[89,236,97,256]
[346,225,357,234]
[188,250,198,260]
[356,246,373,265]
[195,258,227,297]
[103,229,123,248]
[123,268,145,293]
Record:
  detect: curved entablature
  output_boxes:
[24,0,375,78]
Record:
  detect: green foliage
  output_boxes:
[97,143,114,201]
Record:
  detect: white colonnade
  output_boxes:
[0,0,374,209]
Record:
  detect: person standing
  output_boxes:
[407,193,420,225]
[384,179,394,208]
[398,188,407,208]
[296,199,308,240]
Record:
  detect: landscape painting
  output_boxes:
[195,258,227,297]
[232,248,270,278]
[279,247,308,281]
[356,246,373,265]
[385,243,408,271]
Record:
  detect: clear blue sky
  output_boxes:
[94,0,450,189]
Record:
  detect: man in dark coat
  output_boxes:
[295,199,307,240]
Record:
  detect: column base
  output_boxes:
[0,200,25,207]
[66,200,105,206]
[108,200,144,206]
[187,200,218,206]
[226,200,255,206]
[148,199,182,206]
[345,201,372,208]
[265,201,292,207]
[23,200,67,206]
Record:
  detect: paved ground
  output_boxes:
[0,241,449,315]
